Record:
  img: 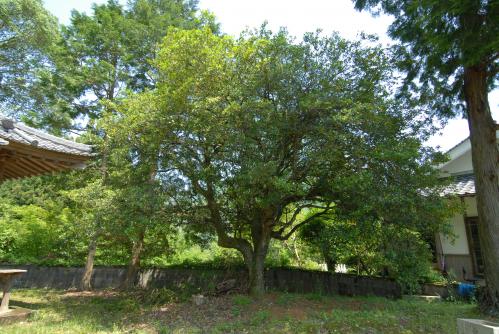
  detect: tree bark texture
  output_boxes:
[121,230,145,290]
[79,232,98,291]
[247,238,270,296]
[463,65,499,313]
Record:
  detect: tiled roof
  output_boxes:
[0,116,92,156]
[442,173,475,196]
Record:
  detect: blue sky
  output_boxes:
[43,0,499,151]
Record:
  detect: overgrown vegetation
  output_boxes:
[2,289,492,333]
[300,216,450,293]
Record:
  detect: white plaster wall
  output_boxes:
[440,151,473,175]
[464,197,478,217]
[440,213,470,255]
[440,196,478,255]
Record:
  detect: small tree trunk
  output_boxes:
[325,256,336,273]
[79,133,109,291]
[463,66,499,313]
[80,232,98,291]
[121,230,145,290]
[291,236,302,266]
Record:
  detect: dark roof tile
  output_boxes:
[0,116,92,156]
[442,173,475,196]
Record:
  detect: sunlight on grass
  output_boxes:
[1,289,491,334]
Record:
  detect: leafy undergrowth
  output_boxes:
[3,289,494,333]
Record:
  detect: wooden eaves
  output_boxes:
[0,116,93,182]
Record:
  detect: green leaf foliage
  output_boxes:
[299,215,450,293]
[0,0,59,117]
[111,27,455,286]
[353,0,498,117]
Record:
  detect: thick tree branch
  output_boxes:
[271,204,333,241]
[202,177,254,262]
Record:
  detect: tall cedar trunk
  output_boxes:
[121,230,145,290]
[463,66,499,312]
[79,233,98,291]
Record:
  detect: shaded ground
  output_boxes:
[2,288,494,333]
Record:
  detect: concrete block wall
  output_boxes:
[0,265,401,299]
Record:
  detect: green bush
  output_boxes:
[300,215,443,294]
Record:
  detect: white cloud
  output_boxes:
[199,0,393,42]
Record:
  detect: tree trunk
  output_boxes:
[325,256,336,273]
[120,158,157,289]
[248,251,266,296]
[121,230,145,290]
[247,224,271,296]
[463,66,499,313]
[79,133,109,291]
[79,232,98,291]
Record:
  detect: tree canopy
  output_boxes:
[354,0,498,117]
[109,27,453,294]
[0,0,59,117]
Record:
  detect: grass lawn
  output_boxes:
[1,288,494,333]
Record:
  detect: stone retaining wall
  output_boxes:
[0,265,402,299]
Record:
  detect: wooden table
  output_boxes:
[0,270,27,314]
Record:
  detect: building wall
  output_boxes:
[435,131,498,281]
[440,151,473,175]
[440,213,469,255]
[463,197,477,216]
[439,197,477,254]
[437,196,478,281]
[443,255,474,281]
